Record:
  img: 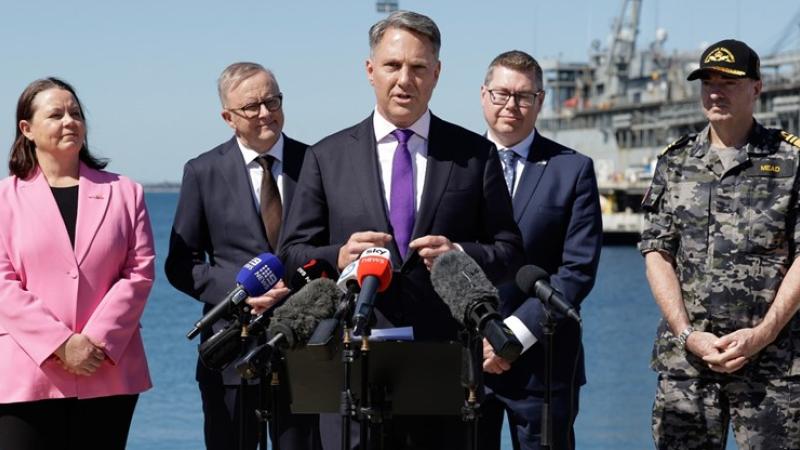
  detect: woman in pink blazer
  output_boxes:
[0,78,155,449]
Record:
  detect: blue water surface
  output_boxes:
[128,193,732,449]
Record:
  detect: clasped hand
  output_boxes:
[686,327,771,373]
[54,333,106,376]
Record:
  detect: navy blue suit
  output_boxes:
[279,113,523,449]
[165,135,321,450]
[480,131,602,450]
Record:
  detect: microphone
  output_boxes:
[289,258,338,291]
[515,265,581,324]
[431,251,523,363]
[235,278,340,378]
[198,259,334,370]
[305,260,362,346]
[336,259,360,295]
[351,248,393,336]
[187,253,284,340]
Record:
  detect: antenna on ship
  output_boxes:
[768,7,800,56]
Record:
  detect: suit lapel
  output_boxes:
[75,164,110,266]
[513,132,551,221]
[412,114,453,241]
[18,169,76,267]
[347,116,398,262]
[280,135,302,224]
[218,137,268,244]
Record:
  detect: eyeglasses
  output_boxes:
[229,94,283,118]
[486,89,543,108]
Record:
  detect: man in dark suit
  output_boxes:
[279,11,522,450]
[477,51,603,450]
[165,62,320,450]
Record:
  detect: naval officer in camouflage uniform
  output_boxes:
[640,39,800,449]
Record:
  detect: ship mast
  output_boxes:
[598,0,642,106]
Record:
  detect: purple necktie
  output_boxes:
[390,129,415,258]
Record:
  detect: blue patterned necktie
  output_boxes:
[390,129,415,259]
[498,149,518,196]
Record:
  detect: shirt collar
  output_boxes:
[237,134,284,166]
[692,120,771,158]
[373,108,431,143]
[486,128,536,161]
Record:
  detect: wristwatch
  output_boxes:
[677,326,695,349]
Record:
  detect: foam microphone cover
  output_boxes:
[430,250,499,325]
[267,278,340,348]
[515,265,550,296]
[236,253,285,296]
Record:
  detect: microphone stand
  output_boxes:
[339,294,356,450]
[356,309,384,450]
[359,330,372,449]
[540,304,555,450]
[460,329,482,450]
[237,307,253,450]
[267,353,281,450]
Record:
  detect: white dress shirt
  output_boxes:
[373,108,430,215]
[237,134,285,209]
[486,128,536,196]
[486,128,539,353]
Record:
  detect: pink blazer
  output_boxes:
[0,163,155,403]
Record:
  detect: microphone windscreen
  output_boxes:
[236,253,284,296]
[267,278,340,347]
[356,252,393,292]
[289,258,338,291]
[430,250,498,325]
[515,265,550,296]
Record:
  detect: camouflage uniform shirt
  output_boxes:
[639,121,800,379]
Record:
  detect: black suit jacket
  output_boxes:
[488,131,602,394]
[165,134,308,384]
[279,113,523,341]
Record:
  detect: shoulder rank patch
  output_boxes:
[780,131,800,149]
[658,134,695,158]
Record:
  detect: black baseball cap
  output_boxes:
[687,39,761,81]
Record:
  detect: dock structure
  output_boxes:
[536,0,800,242]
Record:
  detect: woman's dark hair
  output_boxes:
[9,77,107,179]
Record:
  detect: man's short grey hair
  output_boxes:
[369,10,441,58]
[484,50,543,91]
[217,62,276,107]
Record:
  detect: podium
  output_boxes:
[285,340,464,416]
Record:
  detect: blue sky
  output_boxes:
[1,0,799,182]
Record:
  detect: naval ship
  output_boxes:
[536,0,800,242]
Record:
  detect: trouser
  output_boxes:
[478,387,579,450]
[0,394,138,450]
[200,381,322,450]
[652,374,800,450]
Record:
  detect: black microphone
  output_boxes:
[234,278,340,378]
[289,258,338,291]
[187,253,284,340]
[198,260,335,371]
[306,260,361,346]
[516,265,582,324]
[431,251,523,363]
[248,258,339,336]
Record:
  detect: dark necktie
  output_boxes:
[256,155,282,250]
[498,149,518,196]
[390,129,415,259]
